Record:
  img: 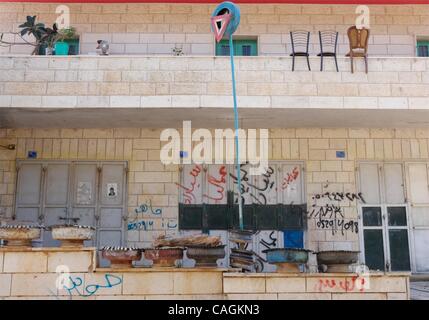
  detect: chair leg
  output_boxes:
[320,55,323,71]
[292,55,295,72]
[364,55,368,74]
[334,55,339,72]
[306,55,311,71]
[350,55,354,73]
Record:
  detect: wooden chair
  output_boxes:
[317,30,339,72]
[346,26,370,73]
[290,31,311,71]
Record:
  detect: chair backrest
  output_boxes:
[319,30,338,54]
[347,26,370,53]
[290,30,310,54]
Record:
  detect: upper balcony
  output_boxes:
[0,55,428,128]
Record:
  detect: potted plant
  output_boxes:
[40,23,58,55]
[55,27,78,55]
[0,16,46,55]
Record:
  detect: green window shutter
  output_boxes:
[417,40,429,57]
[216,39,258,56]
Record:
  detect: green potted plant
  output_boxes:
[55,27,78,55]
[41,23,58,55]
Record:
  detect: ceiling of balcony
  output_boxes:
[1,107,429,128]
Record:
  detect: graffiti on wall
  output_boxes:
[62,274,122,298]
[230,164,276,205]
[134,199,162,215]
[282,166,299,190]
[128,218,177,231]
[176,164,202,204]
[203,165,227,201]
[307,192,365,236]
[315,276,367,293]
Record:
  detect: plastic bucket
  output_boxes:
[55,42,70,55]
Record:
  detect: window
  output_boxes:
[417,40,429,57]
[358,162,411,272]
[215,39,258,56]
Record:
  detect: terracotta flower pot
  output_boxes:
[101,247,142,268]
[144,247,184,267]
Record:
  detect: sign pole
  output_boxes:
[228,35,243,230]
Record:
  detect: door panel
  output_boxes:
[17,164,42,205]
[359,163,381,204]
[45,164,69,205]
[100,164,124,206]
[383,164,405,204]
[15,207,39,224]
[43,207,66,247]
[74,164,97,206]
[414,230,429,272]
[281,164,303,204]
[100,208,123,228]
[408,164,429,204]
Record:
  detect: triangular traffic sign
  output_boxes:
[211,13,232,43]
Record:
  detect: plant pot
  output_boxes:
[263,248,311,273]
[316,250,360,273]
[101,247,142,268]
[55,41,69,55]
[0,225,43,247]
[50,225,95,247]
[186,245,226,267]
[144,247,184,267]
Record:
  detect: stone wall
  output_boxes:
[0,3,428,56]
[0,248,410,300]
[0,56,428,110]
[1,128,429,252]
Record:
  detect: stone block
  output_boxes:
[278,293,331,300]
[11,273,58,296]
[266,277,306,293]
[122,272,174,295]
[47,251,95,273]
[173,272,223,294]
[0,274,11,296]
[223,275,265,294]
[3,252,47,273]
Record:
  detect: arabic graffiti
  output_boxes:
[128,218,177,231]
[63,274,122,298]
[230,164,276,205]
[316,276,367,292]
[282,167,299,190]
[311,192,366,203]
[128,219,154,231]
[307,192,365,236]
[135,199,162,215]
[259,231,277,250]
[176,164,202,204]
[203,165,227,201]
